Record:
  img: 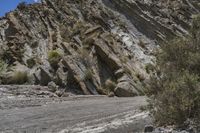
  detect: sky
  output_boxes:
[0,0,39,17]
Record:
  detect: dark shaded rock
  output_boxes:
[55,67,68,86]
[61,92,69,97]
[144,125,154,133]
[39,67,52,86]
[47,81,58,92]
[55,90,63,97]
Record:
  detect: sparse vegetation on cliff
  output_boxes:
[48,50,62,70]
[9,71,28,84]
[0,60,7,83]
[0,0,200,97]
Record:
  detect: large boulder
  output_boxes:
[34,67,52,86]
[55,67,68,86]
[114,82,139,97]
[47,81,58,92]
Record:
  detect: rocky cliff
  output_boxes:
[0,0,199,97]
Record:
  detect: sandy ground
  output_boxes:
[0,85,151,133]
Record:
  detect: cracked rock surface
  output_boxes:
[1,0,199,96]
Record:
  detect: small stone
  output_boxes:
[180,130,189,133]
[144,125,154,133]
[48,81,58,92]
[62,92,69,97]
[55,90,63,97]
[108,92,115,97]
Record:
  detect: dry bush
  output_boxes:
[105,79,117,92]
[9,71,28,84]
[147,14,200,128]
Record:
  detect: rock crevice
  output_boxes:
[0,0,199,96]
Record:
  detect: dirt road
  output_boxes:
[0,86,151,133]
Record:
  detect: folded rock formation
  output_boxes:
[0,0,199,96]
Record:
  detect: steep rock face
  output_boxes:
[103,0,200,40]
[0,0,199,96]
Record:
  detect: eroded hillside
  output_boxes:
[0,0,199,97]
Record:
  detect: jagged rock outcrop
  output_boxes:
[0,0,199,96]
[104,0,200,40]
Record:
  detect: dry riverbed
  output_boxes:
[0,85,151,133]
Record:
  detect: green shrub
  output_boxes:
[136,72,145,82]
[0,60,8,83]
[138,39,146,49]
[0,60,7,75]
[120,56,129,64]
[27,58,36,68]
[48,50,62,70]
[96,86,107,95]
[83,69,93,81]
[105,79,117,92]
[17,2,26,10]
[43,9,50,16]
[9,71,28,84]
[78,48,95,69]
[147,14,200,127]
[147,71,200,126]
[123,66,133,76]
[145,63,155,74]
